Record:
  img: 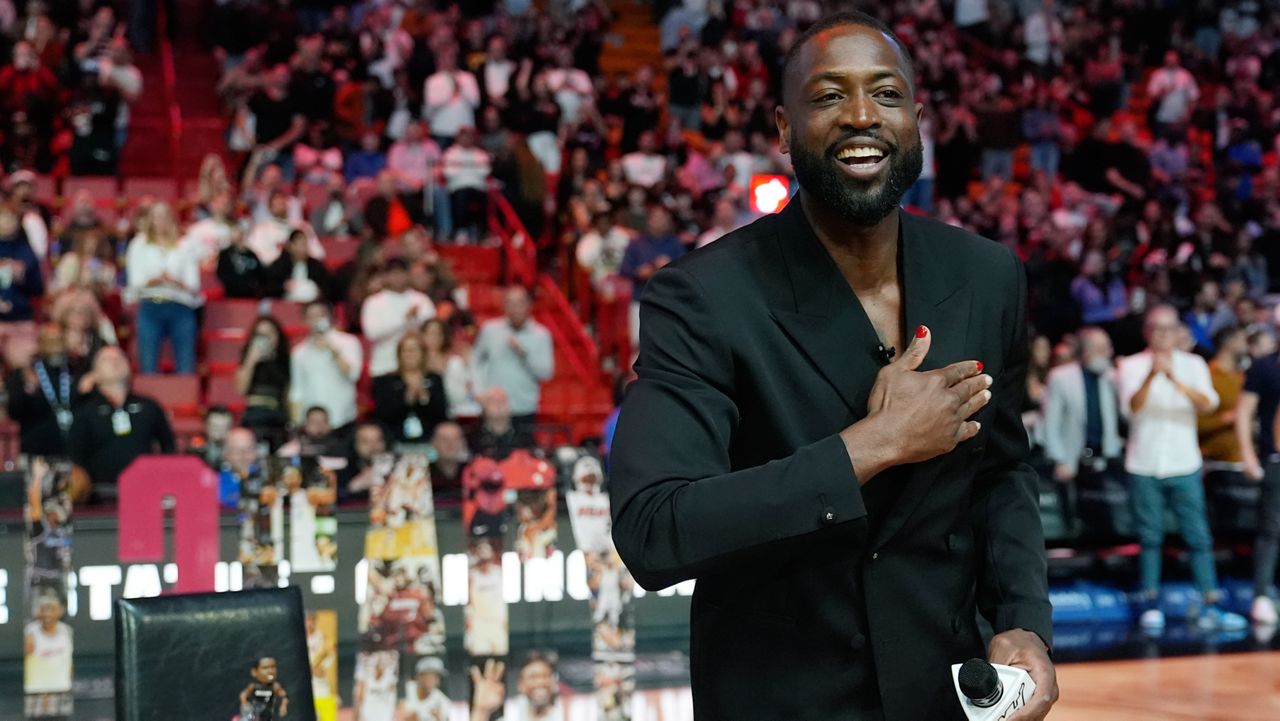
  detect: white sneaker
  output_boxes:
[1139,608,1166,630]
[1252,596,1278,625]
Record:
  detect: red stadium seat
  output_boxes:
[63,177,120,204]
[33,175,58,205]
[266,300,306,329]
[133,373,201,417]
[320,237,358,268]
[203,299,260,341]
[205,337,244,374]
[206,374,247,414]
[123,177,182,205]
[437,246,501,284]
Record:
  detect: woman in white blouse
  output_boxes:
[126,202,202,373]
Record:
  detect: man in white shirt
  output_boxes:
[473,286,554,428]
[247,190,324,265]
[361,257,435,377]
[442,127,492,241]
[290,301,363,428]
[542,46,593,126]
[480,35,516,109]
[1146,50,1200,131]
[1117,304,1244,631]
[182,190,240,268]
[504,653,564,721]
[575,210,633,290]
[620,131,667,189]
[422,44,480,147]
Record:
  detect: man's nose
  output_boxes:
[839,91,882,130]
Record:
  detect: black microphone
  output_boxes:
[876,344,896,365]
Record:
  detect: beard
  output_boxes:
[789,131,924,227]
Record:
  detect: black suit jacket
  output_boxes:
[610,200,1051,720]
[263,256,334,302]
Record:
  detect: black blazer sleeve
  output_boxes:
[371,374,407,430]
[609,266,867,591]
[263,258,290,298]
[971,254,1053,648]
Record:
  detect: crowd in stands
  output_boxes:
[3,0,1280,617]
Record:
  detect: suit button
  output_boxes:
[850,633,866,651]
[821,507,836,524]
[871,552,879,561]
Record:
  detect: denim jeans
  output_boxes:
[981,149,1014,181]
[1129,470,1219,597]
[1029,142,1059,179]
[425,183,453,240]
[1256,462,1280,598]
[136,300,197,374]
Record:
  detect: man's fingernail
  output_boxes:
[975,361,984,373]
[916,325,927,338]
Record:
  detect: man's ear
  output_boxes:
[916,100,924,122]
[775,105,790,155]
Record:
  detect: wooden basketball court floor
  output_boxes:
[1052,651,1280,720]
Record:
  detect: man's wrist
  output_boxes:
[841,416,896,485]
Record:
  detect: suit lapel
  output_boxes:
[764,204,974,550]
[870,212,973,551]
[768,201,884,419]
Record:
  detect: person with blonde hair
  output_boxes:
[125,202,201,373]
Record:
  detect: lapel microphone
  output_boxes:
[876,344,896,365]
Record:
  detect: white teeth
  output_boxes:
[836,146,885,160]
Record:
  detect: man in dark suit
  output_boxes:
[610,12,1057,721]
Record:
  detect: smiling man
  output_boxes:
[610,11,1057,721]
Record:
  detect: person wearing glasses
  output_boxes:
[1117,303,1246,632]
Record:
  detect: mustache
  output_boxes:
[826,131,896,156]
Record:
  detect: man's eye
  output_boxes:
[814,93,841,103]
[876,89,904,99]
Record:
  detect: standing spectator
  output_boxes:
[216,227,267,299]
[237,316,291,447]
[469,386,535,460]
[290,301,362,429]
[620,131,667,189]
[1023,0,1063,69]
[193,153,233,217]
[1236,324,1280,625]
[126,202,200,374]
[1199,326,1247,464]
[372,333,448,445]
[1071,250,1127,326]
[1146,50,1199,136]
[0,203,44,365]
[265,229,332,303]
[6,323,86,457]
[182,190,239,269]
[248,191,323,265]
[0,42,62,167]
[9,171,50,261]
[1117,305,1243,631]
[361,257,435,377]
[95,37,143,154]
[479,34,515,110]
[386,121,450,238]
[248,64,307,178]
[577,210,633,288]
[423,45,480,148]
[619,206,686,349]
[975,80,1021,181]
[441,127,491,242]
[473,285,553,430]
[1042,328,1124,534]
[68,346,175,503]
[1022,87,1062,180]
[543,45,593,127]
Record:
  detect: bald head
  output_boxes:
[93,346,131,386]
[1144,304,1180,353]
[226,428,258,476]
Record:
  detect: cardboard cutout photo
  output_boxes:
[23,456,75,720]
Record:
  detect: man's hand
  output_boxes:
[507,335,525,356]
[844,326,991,481]
[1151,352,1173,378]
[1053,464,1074,483]
[989,629,1057,721]
[1244,455,1265,482]
[469,659,506,721]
